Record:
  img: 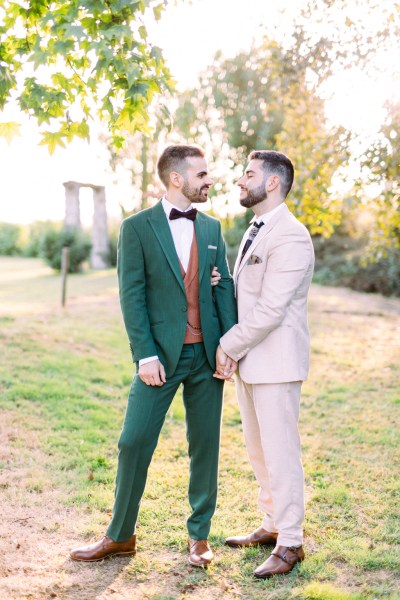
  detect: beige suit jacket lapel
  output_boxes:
[234,204,290,283]
[233,224,252,281]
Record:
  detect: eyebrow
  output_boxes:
[245,169,256,175]
[196,171,208,176]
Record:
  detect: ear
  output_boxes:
[169,171,183,189]
[267,175,280,192]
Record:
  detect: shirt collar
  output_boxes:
[251,202,286,226]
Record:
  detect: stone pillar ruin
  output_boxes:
[91,185,109,269]
[63,181,110,269]
[63,181,81,228]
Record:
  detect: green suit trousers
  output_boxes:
[106,342,224,542]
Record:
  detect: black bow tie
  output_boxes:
[169,207,198,221]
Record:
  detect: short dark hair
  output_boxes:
[157,145,205,188]
[249,150,294,198]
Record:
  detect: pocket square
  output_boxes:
[247,254,263,265]
[208,245,217,250]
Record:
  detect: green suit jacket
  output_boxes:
[117,200,237,377]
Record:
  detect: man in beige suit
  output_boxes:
[216,150,314,578]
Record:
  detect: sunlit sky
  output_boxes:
[0,0,398,225]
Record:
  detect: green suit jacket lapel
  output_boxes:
[194,210,208,284]
[148,201,185,293]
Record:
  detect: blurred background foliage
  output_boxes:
[0,0,399,294]
[0,220,119,272]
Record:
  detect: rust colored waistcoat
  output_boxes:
[179,231,203,344]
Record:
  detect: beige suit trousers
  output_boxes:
[235,375,304,546]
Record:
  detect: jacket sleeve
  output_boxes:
[117,219,158,361]
[213,222,238,335]
[220,229,312,360]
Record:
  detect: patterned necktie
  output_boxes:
[240,221,264,263]
[169,207,198,221]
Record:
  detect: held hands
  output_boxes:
[138,359,166,386]
[211,269,235,380]
[213,344,237,382]
[211,266,221,287]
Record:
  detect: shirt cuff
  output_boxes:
[139,355,159,367]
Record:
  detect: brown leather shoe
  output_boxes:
[254,545,305,578]
[188,538,214,567]
[225,526,278,548]
[70,534,136,562]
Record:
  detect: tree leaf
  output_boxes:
[0,121,21,143]
[39,130,67,154]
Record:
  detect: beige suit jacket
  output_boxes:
[220,204,314,384]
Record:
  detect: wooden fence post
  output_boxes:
[61,246,70,307]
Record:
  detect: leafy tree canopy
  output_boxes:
[174,0,400,238]
[0,0,174,151]
[175,36,350,238]
[360,101,400,258]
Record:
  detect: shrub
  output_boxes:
[223,209,252,272]
[223,210,252,248]
[0,222,22,255]
[342,250,400,296]
[40,228,91,273]
[313,234,400,297]
[22,221,61,257]
[108,229,119,267]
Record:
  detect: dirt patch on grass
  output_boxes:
[0,411,131,600]
[310,283,400,316]
[0,410,242,600]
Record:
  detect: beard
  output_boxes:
[240,182,267,208]
[182,179,209,204]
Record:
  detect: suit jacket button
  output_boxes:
[182,306,187,312]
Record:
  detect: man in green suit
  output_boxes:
[70,145,237,567]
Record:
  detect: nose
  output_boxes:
[206,177,214,186]
[237,176,246,187]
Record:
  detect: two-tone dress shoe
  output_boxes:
[70,534,136,562]
[225,526,278,548]
[254,545,305,578]
[188,538,214,567]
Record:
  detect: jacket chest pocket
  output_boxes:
[207,248,217,272]
[243,260,266,274]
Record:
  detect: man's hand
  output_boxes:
[213,344,237,381]
[211,266,221,287]
[138,359,166,386]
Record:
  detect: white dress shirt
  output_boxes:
[161,196,194,272]
[139,196,195,367]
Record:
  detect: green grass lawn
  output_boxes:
[0,257,399,600]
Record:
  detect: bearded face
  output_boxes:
[182,177,210,204]
[239,178,268,208]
